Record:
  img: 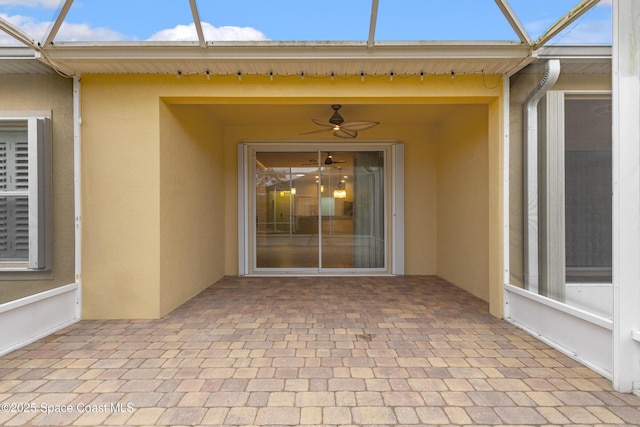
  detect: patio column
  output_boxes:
[612,0,640,394]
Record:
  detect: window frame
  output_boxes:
[238,141,404,276]
[0,116,51,271]
[538,90,612,301]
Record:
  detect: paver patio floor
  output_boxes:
[1,275,639,426]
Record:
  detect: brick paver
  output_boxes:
[0,275,639,426]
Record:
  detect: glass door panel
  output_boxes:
[255,151,319,269]
[320,152,353,268]
[253,149,386,272]
[321,151,385,269]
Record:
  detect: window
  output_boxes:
[564,97,612,284]
[0,117,50,270]
[538,92,612,318]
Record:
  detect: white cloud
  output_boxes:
[0,13,127,43]
[55,22,127,42]
[0,13,48,43]
[1,14,268,44]
[0,0,60,7]
[597,0,612,7]
[147,22,268,42]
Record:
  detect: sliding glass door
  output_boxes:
[251,147,388,273]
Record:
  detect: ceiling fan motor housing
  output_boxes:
[325,153,333,164]
[329,105,344,126]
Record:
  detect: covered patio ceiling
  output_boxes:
[0,0,610,77]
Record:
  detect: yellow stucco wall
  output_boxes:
[159,104,225,316]
[79,73,504,319]
[221,122,439,276]
[81,76,161,318]
[0,74,75,302]
[436,106,490,302]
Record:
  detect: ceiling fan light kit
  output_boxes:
[302,104,379,138]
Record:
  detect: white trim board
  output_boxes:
[504,284,613,379]
[0,283,79,357]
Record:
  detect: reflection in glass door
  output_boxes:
[254,150,386,272]
[255,151,319,268]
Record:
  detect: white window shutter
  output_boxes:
[0,117,50,270]
[0,135,30,261]
[28,117,49,269]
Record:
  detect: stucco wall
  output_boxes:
[159,104,225,316]
[0,74,75,302]
[436,106,490,301]
[508,72,611,287]
[81,75,161,318]
[221,122,439,276]
[79,73,503,319]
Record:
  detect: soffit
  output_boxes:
[0,47,54,74]
[0,58,54,74]
[39,42,531,77]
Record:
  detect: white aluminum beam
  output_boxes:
[368,0,379,48]
[612,0,640,395]
[0,16,39,50]
[533,0,601,48]
[494,0,531,45]
[189,0,206,48]
[43,0,75,47]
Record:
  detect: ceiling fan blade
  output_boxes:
[311,118,334,127]
[301,128,333,135]
[340,120,380,131]
[333,129,358,138]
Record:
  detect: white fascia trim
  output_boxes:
[0,47,40,59]
[537,45,612,59]
[42,42,531,61]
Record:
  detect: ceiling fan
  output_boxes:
[302,152,346,167]
[302,104,379,138]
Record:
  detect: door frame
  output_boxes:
[238,141,404,276]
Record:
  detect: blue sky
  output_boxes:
[0,0,612,46]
